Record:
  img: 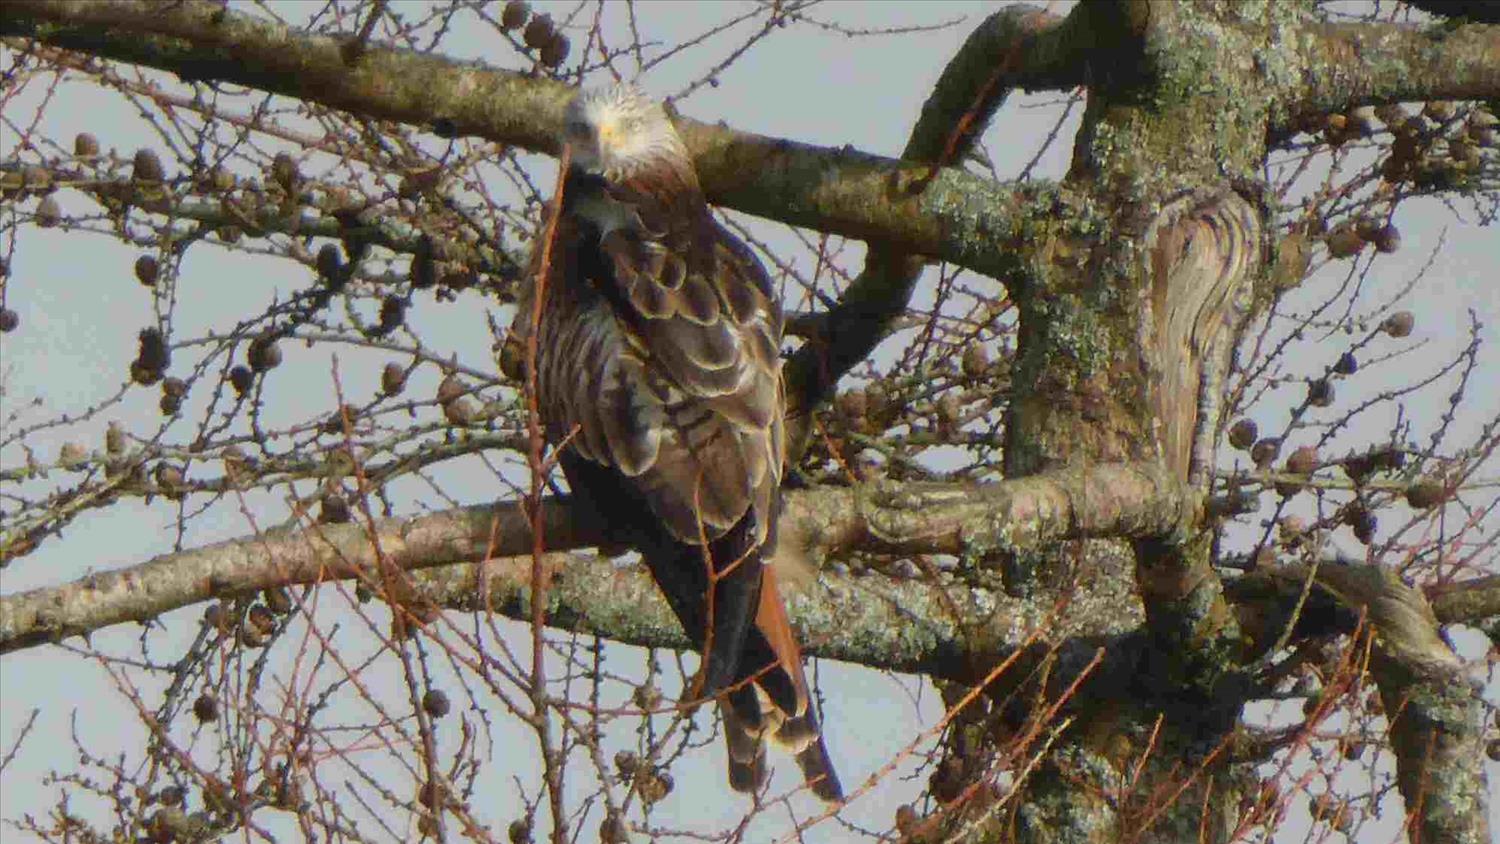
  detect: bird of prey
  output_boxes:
[502,85,842,801]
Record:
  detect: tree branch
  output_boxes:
[0,0,1086,282]
[0,462,1193,654]
[1404,1,1500,24]
[1289,19,1500,120]
[406,547,1139,681]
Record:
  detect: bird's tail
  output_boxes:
[720,567,844,802]
[568,448,842,801]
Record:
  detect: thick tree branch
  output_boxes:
[1404,1,1500,25]
[407,547,1139,681]
[0,462,1192,654]
[0,0,1085,282]
[1289,19,1500,120]
[1428,574,1500,627]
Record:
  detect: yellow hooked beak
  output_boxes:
[596,117,619,150]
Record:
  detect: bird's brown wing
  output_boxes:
[584,195,785,545]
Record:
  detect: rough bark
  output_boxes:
[0,462,1191,654]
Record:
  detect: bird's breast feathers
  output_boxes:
[516,176,783,544]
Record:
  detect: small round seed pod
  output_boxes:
[247,335,282,372]
[193,693,219,723]
[132,361,162,386]
[598,813,626,844]
[264,586,293,615]
[159,393,182,416]
[378,295,405,333]
[1346,106,1376,136]
[1382,310,1415,338]
[443,397,477,425]
[381,362,408,395]
[1422,100,1455,122]
[1372,224,1400,254]
[1278,514,1307,543]
[1285,446,1319,475]
[418,780,447,810]
[895,804,918,835]
[35,195,61,228]
[229,365,254,396]
[1325,226,1364,259]
[501,0,529,30]
[73,132,100,157]
[631,683,662,710]
[436,373,466,404]
[210,165,236,193]
[1228,418,1258,450]
[1348,506,1377,544]
[58,442,88,469]
[239,623,270,649]
[319,492,351,524]
[961,343,990,378]
[133,148,165,182]
[540,34,569,68]
[0,309,17,333]
[523,13,554,49]
[247,603,276,636]
[137,327,169,369]
[270,152,298,192]
[106,422,127,455]
[1404,477,1448,509]
[221,445,248,477]
[316,243,343,286]
[422,689,451,718]
[154,462,186,498]
[135,254,160,287]
[1307,378,1334,407]
[1251,438,1280,469]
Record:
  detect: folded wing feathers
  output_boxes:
[583,213,782,543]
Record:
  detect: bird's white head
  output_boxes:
[563,85,691,180]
